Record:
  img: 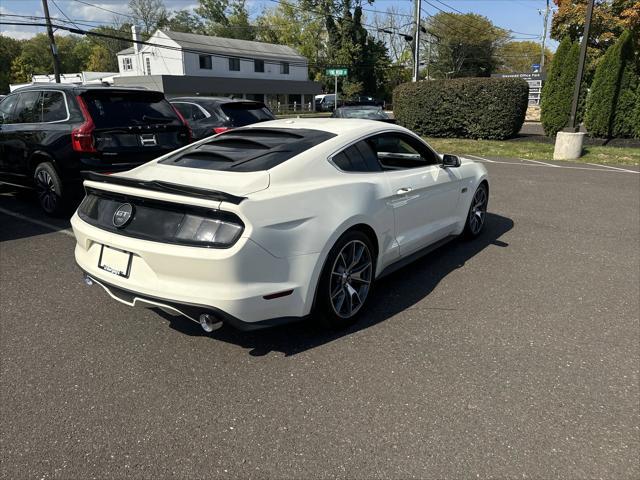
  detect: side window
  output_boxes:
[173,103,206,121]
[0,94,19,124]
[41,91,67,122]
[332,140,382,173]
[14,91,43,124]
[367,133,439,169]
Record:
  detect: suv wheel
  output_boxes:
[34,162,64,215]
[315,231,375,328]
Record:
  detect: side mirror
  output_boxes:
[442,154,461,168]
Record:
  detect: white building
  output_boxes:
[114,27,321,110]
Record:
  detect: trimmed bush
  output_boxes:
[585,30,640,138]
[541,37,580,136]
[392,77,528,140]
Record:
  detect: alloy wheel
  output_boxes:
[329,240,373,319]
[469,185,487,235]
[35,169,57,213]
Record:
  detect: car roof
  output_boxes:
[11,84,158,94]
[239,118,406,137]
[170,96,263,105]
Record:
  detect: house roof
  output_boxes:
[117,47,135,55]
[160,30,307,62]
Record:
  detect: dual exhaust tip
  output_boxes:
[84,274,223,333]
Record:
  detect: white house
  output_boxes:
[114,27,321,109]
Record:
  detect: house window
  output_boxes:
[254,59,264,73]
[122,57,133,71]
[145,57,151,75]
[228,57,240,71]
[199,55,212,69]
[280,62,289,75]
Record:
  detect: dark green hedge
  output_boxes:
[392,77,529,140]
[585,30,640,139]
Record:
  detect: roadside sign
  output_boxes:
[492,72,544,106]
[326,68,348,77]
[532,63,540,73]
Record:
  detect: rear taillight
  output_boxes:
[213,127,230,134]
[170,104,192,142]
[72,95,96,153]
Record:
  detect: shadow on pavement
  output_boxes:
[158,212,514,357]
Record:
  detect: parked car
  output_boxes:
[315,94,336,111]
[351,95,384,107]
[331,105,395,123]
[0,85,191,214]
[72,119,489,332]
[169,97,275,140]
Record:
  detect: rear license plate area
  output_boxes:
[98,244,133,278]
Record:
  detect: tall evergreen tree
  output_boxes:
[541,37,580,136]
[585,30,639,138]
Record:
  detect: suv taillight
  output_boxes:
[72,96,96,153]
[170,104,193,142]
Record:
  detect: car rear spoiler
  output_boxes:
[81,171,246,204]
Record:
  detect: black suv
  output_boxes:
[0,85,191,214]
[170,97,274,140]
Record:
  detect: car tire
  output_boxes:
[34,162,65,216]
[315,230,376,329]
[463,182,489,239]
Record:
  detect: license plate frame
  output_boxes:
[98,244,133,278]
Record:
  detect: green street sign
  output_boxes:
[326,68,348,77]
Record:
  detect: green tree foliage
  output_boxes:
[541,37,581,136]
[255,2,325,80]
[585,30,640,138]
[320,1,391,98]
[496,41,553,74]
[426,12,510,78]
[393,77,529,140]
[161,10,206,34]
[196,0,256,40]
[86,45,116,72]
[0,35,22,93]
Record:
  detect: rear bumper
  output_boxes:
[71,213,320,327]
[80,270,307,331]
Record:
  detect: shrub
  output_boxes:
[585,30,640,138]
[392,77,528,140]
[541,37,580,136]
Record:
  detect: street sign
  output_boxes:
[532,64,541,73]
[326,68,348,77]
[492,72,545,106]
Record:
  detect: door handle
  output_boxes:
[396,187,412,194]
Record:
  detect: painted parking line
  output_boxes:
[469,158,638,174]
[464,154,495,163]
[586,163,640,173]
[520,158,560,168]
[0,207,75,238]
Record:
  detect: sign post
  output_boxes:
[325,68,348,108]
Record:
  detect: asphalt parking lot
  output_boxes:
[1,157,639,479]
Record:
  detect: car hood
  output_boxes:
[114,163,270,197]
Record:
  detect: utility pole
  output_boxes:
[539,0,550,71]
[42,0,62,83]
[567,0,594,131]
[413,0,422,82]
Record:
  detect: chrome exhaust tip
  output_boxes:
[199,313,223,332]
[83,274,94,286]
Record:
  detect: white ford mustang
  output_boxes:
[72,119,489,331]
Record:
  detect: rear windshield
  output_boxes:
[82,91,180,128]
[159,127,335,172]
[219,102,274,127]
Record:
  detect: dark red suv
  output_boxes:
[0,85,191,214]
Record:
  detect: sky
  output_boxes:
[0,0,558,50]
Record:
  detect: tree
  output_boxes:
[161,10,206,34]
[86,44,116,72]
[255,2,325,80]
[496,41,553,73]
[425,12,510,78]
[129,0,168,35]
[0,35,22,93]
[585,30,639,137]
[196,0,256,40]
[541,37,580,136]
